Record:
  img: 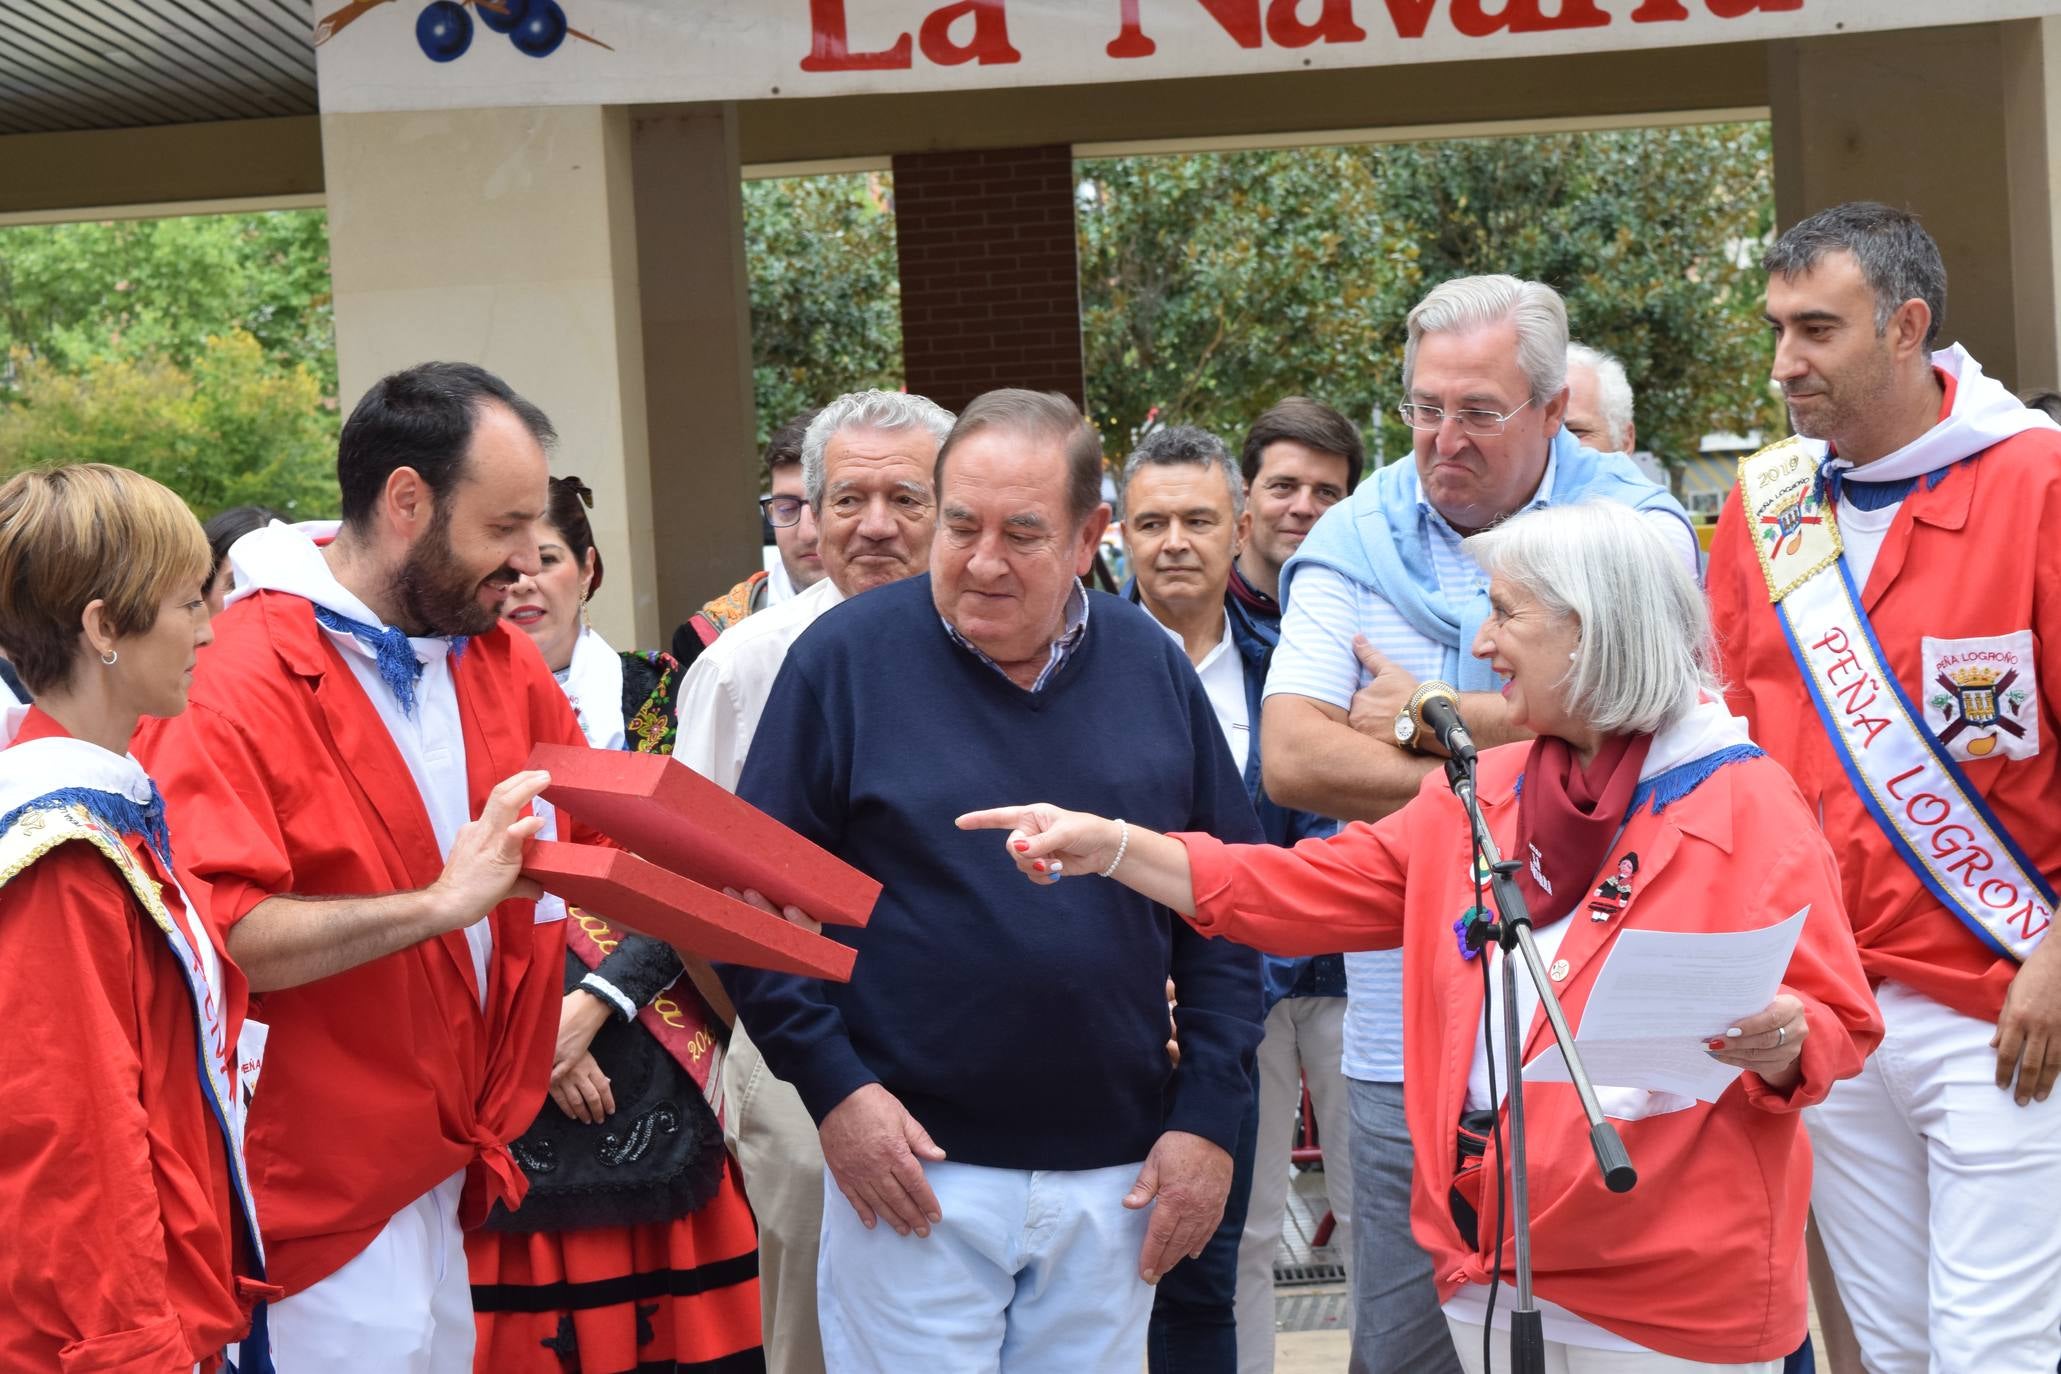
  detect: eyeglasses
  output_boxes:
[1396,397,1533,437]
[759,495,806,528]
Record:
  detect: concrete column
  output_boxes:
[322,104,659,647]
[629,106,762,642]
[891,143,1085,414]
[1769,21,2058,392]
[2004,18,2061,394]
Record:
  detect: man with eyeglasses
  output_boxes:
[1258,274,1693,1374]
[673,387,954,1374]
[671,410,827,670]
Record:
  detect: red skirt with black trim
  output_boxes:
[467,1155,764,1373]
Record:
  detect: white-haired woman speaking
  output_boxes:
[962,501,1881,1373]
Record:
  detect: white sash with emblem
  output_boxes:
[1741,436,2053,960]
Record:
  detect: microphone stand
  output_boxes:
[1444,754,1636,1374]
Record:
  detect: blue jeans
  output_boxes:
[1148,1072,1260,1374]
[1350,1077,1462,1374]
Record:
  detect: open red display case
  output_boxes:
[520,743,875,982]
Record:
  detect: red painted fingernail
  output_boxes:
[1033,860,1047,872]
[1014,841,1030,852]
[1705,1038,1726,1051]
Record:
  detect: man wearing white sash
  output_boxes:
[1709,202,2061,1374]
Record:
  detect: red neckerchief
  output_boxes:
[1511,730,1653,927]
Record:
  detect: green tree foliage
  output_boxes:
[0,210,340,518]
[0,210,337,396]
[1372,123,1778,464]
[1078,123,1779,465]
[0,331,338,520]
[1078,148,1396,451]
[745,172,904,450]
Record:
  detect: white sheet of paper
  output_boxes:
[1522,907,1809,1103]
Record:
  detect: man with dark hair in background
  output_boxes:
[1224,398,1365,1374]
[1230,396,1362,620]
[137,361,592,1373]
[673,409,824,669]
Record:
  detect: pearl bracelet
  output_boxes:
[1100,818,1130,879]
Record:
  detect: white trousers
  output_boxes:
[1807,978,2061,1374]
[267,1172,473,1374]
[1236,995,1356,1374]
[817,1159,1153,1374]
[1446,1317,1780,1374]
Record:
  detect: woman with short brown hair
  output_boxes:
[0,463,272,1372]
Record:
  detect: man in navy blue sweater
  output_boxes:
[722,389,1266,1374]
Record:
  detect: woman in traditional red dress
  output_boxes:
[466,475,764,1373]
[0,464,273,1372]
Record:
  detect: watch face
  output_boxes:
[1395,711,1416,744]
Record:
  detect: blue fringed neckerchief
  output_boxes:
[1509,743,1765,817]
[1629,744,1765,814]
[1465,745,1764,960]
[1815,453,1974,511]
[313,606,468,717]
[0,783,174,870]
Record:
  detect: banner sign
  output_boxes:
[316,0,2061,115]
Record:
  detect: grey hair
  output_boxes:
[1118,425,1244,522]
[1403,274,1569,408]
[1763,201,1947,351]
[801,389,957,508]
[1464,501,1714,736]
[1565,342,1636,453]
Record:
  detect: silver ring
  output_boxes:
[1776,1024,1788,1048]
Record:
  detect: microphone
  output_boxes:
[1409,681,1477,765]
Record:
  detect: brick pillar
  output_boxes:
[891,143,1085,415]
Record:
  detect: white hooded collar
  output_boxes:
[0,706,156,821]
[1821,344,2059,485]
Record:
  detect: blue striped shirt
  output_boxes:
[942,579,1091,693]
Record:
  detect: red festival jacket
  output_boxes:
[134,592,587,1296]
[0,711,265,1372]
[1707,430,2061,1023]
[1176,747,1880,1365]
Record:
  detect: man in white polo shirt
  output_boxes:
[672,387,952,1374]
[1259,274,1694,1374]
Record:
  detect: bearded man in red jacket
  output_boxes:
[137,362,589,1374]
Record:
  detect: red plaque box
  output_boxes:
[520,743,877,982]
[524,841,856,982]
